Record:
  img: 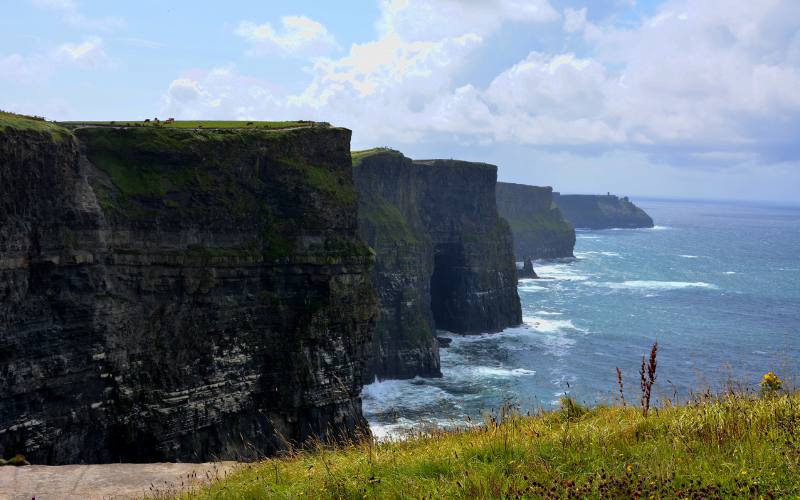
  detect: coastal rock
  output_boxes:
[517,257,538,279]
[353,149,522,380]
[0,119,378,464]
[553,193,654,229]
[495,182,575,259]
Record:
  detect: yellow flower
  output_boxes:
[761,371,782,393]
[740,469,747,475]
[627,464,633,473]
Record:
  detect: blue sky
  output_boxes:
[2,0,799,202]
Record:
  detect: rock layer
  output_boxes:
[495,182,575,260]
[553,193,654,229]
[0,119,377,464]
[353,150,522,380]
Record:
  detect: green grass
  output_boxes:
[505,209,574,236]
[358,190,418,246]
[351,147,404,167]
[186,392,800,498]
[59,120,323,130]
[0,111,73,141]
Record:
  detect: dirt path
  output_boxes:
[0,462,237,500]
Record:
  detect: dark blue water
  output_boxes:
[362,199,800,438]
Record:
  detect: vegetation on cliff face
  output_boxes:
[495,182,576,260]
[188,390,800,499]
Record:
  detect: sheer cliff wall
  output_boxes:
[553,193,654,229]
[353,150,521,380]
[0,118,377,464]
[495,182,575,260]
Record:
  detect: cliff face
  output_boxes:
[553,194,654,229]
[0,118,378,464]
[495,182,575,260]
[353,150,522,380]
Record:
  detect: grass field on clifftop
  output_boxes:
[58,120,321,129]
[186,391,800,499]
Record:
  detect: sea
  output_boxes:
[361,198,800,439]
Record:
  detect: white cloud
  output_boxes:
[236,16,338,56]
[32,0,75,8]
[0,53,51,83]
[54,37,110,68]
[378,0,559,40]
[31,0,125,30]
[161,0,800,169]
[1,36,111,83]
[563,7,587,33]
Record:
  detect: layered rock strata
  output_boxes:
[353,149,522,380]
[0,117,377,464]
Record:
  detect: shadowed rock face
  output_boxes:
[553,193,654,229]
[353,151,522,381]
[0,122,378,464]
[495,182,575,260]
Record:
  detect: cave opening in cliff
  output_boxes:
[430,244,466,333]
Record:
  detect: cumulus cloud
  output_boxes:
[236,16,338,56]
[162,0,800,168]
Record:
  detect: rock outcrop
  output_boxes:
[553,193,654,229]
[495,182,575,260]
[0,115,378,464]
[353,149,522,380]
[517,257,538,279]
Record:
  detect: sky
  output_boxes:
[2,0,800,203]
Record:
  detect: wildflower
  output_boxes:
[627,464,633,473]
[760,371,782,395]
[740,470,747,476]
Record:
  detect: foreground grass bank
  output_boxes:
[188,392,799,498]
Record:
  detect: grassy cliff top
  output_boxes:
[414,158,496,170]
[351,147,405,166]
[189,391,800,498]
[0,111,72,140]
[58,120,327,130]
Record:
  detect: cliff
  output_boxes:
[353,149,522,380]
[495,182,575,260]
[0,114,378,464]
[553,193,654,229]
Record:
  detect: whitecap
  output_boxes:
[588,280,718,291]
[534,263,589,281]
[518,281,548,293]
[470,366,536,378]
[533,310,563,316]
[678,254,700,259]
[723,271,736,275]
[575,251,621,258]
[362,377,453,412]
[523,316,586,334]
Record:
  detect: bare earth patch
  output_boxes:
[0,462,237,500]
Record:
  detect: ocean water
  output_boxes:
[362,198,800,439]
